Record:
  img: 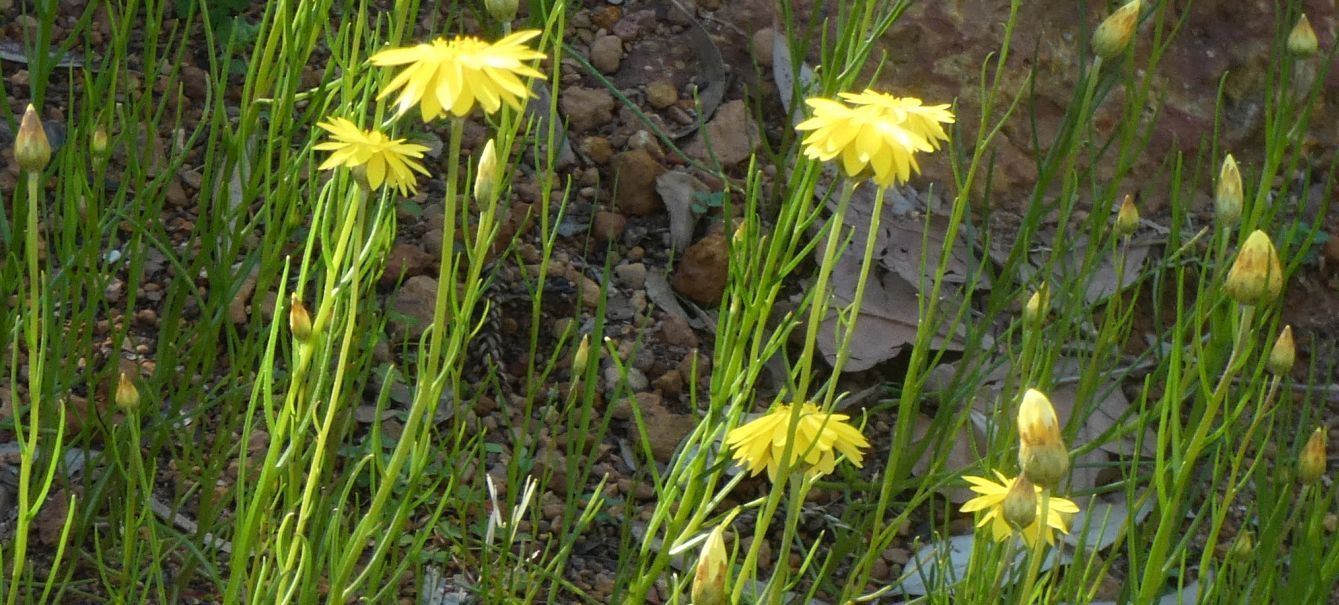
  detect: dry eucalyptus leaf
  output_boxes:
[817,252,968,372]
[655,170,708,251]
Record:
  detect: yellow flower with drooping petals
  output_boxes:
[724,402,869,480]
[371,30,546,120]
[314,118,430,195]
[961,471,1080,547]
[794,90,954,187]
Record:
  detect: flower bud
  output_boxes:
[1018,389,1069,489]
[1024,283,1050,327]
[1093,0,1141,59]
[1223,230,1284,306]
[691,525,728,605]
[1115,193,1139,237]
[1267,325,1295,376]
[485,0,519,23]
[1288,14,1319,57]
[290,294,313,343]
[1226,530,1254,561]
[1299,427,1327,484]
[115,372,141,413]
[15,104,52,172]
[1002,475,1038,532]
[1215,154,1243,227]
[474,139,499,202]
[572,334,591,376]
[91,125,109,157]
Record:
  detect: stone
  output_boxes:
[388,275,439,337]
[581,136,614,164]
[752,28,775,66]
[592,210,627,244]
[641,395,695,464]
[589,34,623,74]
[381,242,433,286]
[659,313,698,348]
[645,79,678,109]
[559,86,616,134]
[611,149,664,216]
[684,100,760,168]
[614,262,647,289]
[671,232,729,305]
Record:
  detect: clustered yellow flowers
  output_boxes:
[962,389,1080,547]
[315,30,545,195]
[795,90,954,188]
[724,402,869,480]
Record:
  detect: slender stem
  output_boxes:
[1016,490,1051,604]
[796,180,857,399]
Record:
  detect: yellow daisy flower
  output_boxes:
[724,402,870,480]
[370,30,547,120]
[314,118,431,195]
[960,471,1080,547]
[794,89,954,187]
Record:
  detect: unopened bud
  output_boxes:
[1226,530,1254,560]
[1267,325,1295,376]
[1115,193,1139,237]
[1024,283,1050,327]
[1092,0,1141,59]
[1215,154,1243,226]
[115,372,141,412]
[1288,14,1319,57]
[15,104,52,172]
[690,525,729,605]
[474,139,499,202]
[290,294,313,342]
[572,334,591,376]
[485,0,519,23]
[1018,389,1069,489]
[1223,230,1284,306]
[1002,475,1038,532]
[91,125,109,157]
[1299,427,1327,484]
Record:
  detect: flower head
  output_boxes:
[1018,388,1069,488]
[1216,154,1243,226]
[290,294,313,343]
[475,138,500,202]
[961,471,1080,547]
[724,402,869,480]
[1223,230,1284,306]
[15,104,52,172]
[1115,193,1139,237]
[1267,325,1294,376]
[115,372,141,413]
[1288,14,1319,57]
[1092,0,1141,59]
[1299,427,1327,484]
[314,118,430,195]
[691,524,729,605]
[1024,282,1051,328]
[371,30,546,120]
[794,90,954,187]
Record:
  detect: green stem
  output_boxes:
[1016,490,1051,603]
[795,180,857,399]
[8,170,45,605]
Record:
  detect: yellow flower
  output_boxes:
[724,402,869,480]
[794,90,954,187]
[961,471,1080,547]
[314,118,430,195]
[371,30,546,120]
